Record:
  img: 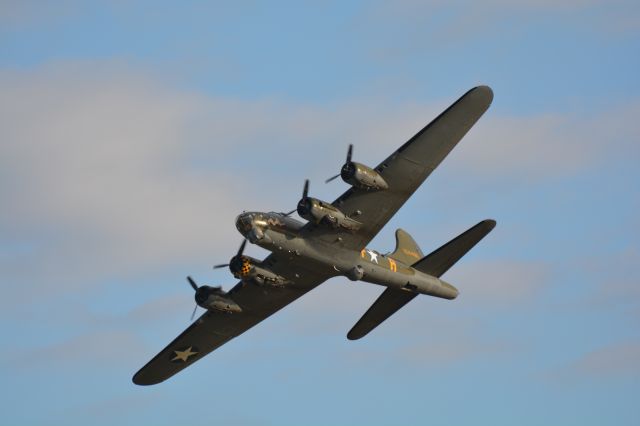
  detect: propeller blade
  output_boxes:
[190,304,198,322]
[213,263,230,269]
[302,179,309,200]
[237,238,247,257]
[346,144,353,163]
[325,174,340,184]
[187,276,198,291]
[282,209,296,217]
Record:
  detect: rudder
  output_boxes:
[389,229,424,265]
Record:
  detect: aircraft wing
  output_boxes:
[347,288,418,340]
[301,86,493,251]
[133,256,332,385]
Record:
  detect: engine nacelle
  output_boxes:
[345,265,365,281]
[297,197,362,232]
[251,264,290,287]
[208,296,243,313]
[341,162,388,191]
[229,255,289,287]
[195,285,242,313]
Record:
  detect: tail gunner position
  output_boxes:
[133,86,496,385]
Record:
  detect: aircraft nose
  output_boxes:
[235,213,254,235]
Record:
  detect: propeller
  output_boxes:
[190,304,198,321]
[186,276,200,321]
[326,144,353,183]
[187,275,198,291]
[186,275,222,321]
[213,238,247,270]
[283,179,311,217]
[296,179,313,217]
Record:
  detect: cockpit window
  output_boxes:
[236,213,254,232]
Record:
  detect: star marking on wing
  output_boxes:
[366,249,379,264]
[172,346,198,362]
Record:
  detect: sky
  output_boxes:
[1,1,639,425]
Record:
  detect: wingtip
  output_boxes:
[474,84,493,92]
[132,370,163,386]
[347,331,363,341]
[347,325,368,340]
[475,219,497,235]
[470,85,494,105]
[483,219,497,229]
[132,375,147,386]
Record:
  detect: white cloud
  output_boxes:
[3,63,636,396]
[5,329,146,368]
[446,259,549,306]
[362,0,640,48]
[0,64,250,300]
[416,97,640,190]
[0,0,84,29]
[573,342,640,377]
[572,248,640,323]
[546,341,640,382]
[1,61,636,310]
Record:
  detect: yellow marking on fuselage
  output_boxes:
[388,257,397,272]
[402,248,420,259]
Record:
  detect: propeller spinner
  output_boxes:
[213,239,252,278]
[296,179,313,216]
[186,275,242,316]
[326,144,355,183]
[186,276,222,321]
[283,179,310,217]
[325,143,388,190]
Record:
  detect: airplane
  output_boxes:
[133,85,496,385]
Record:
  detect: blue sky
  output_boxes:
[1,1,639,425]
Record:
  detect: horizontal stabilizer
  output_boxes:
[412,219,496,277]
[347,288,417,340]
[347,220,496,340]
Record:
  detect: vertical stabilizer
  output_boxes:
[389,229,424,265]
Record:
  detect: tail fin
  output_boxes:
[412,219,496,277]
[348,220,496,340]
[389,229,424,265]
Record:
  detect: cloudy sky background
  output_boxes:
[1,1,639,425]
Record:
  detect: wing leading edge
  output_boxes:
[302,85,494,251]
[133,257,333,385]
[134,86,494,383]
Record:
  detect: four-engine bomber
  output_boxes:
[133,85,496,386]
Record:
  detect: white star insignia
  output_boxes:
[367,249,379,264]
[172,346,198,362]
